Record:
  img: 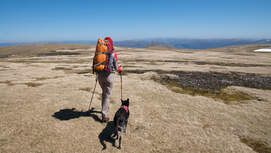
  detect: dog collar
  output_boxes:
[121,106,128,113]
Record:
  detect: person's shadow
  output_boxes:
[52,107,103,123]
[99,121,116,150]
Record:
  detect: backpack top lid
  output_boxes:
[104,37,113,52]
[96,38,107,53]
[97,38,105,45]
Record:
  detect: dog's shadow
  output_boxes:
[52,107,103,123]
[99,121,116,150]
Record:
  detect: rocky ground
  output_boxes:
[0,44,271,153]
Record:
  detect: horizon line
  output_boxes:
[1,37,271,44]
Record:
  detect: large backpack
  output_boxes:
[93,38,108,71]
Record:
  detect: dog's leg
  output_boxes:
[124,120,128,133]
[112,127,117,139]
[123,126,126,134]
[115,128,119,139]
[116,120,120,139]
[118,130,123,149]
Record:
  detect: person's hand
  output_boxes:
[118,66,123,73]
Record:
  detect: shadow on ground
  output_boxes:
[99,121,116,150]
[52,107,102,122]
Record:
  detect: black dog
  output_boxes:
[113,98,130,149]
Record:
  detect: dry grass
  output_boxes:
[0,65,9,68]
[124,65,144,68]
[110,99,116,104]
[5,59,90,64]
[0,44,94,58]
[1,44,271,153]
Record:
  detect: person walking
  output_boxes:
[97,37,123,122]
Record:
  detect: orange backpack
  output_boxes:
[93,38,108,71]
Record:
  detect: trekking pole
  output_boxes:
[88,74,98,110]
[120,72,123,100]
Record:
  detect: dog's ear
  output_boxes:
[126,99,129,107]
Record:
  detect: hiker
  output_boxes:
[94,37,123,122]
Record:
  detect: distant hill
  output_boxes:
[146,41,173,49]
[116,38,271,49]
[115,40,173,48]
[115,40,149,48]
[0,42,29,47]
[0,41,96,48]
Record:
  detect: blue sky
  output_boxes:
[0,0,270,42]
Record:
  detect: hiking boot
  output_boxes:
[102,114,109,123]
[102,117,109,123]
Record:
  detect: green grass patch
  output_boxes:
[0,80,14,86]
[52,67,73,71]
[0,65,9,68]
[110,99,116,104]
[37,51,80,56]
[134,125,145,131]
[79,87,91,92]
[7,59,31,63]
[120,71,128,76]
[35,76,63,81]
[53,76,63,79]
[52,67,91,74]
[124,65,144,68]
[240,137,271,153]
[0,138,9,147]
[151,76,254,104]
[35,77,50,81]
[74,69,91,74]
[149,61,159,65]
[25,82,43,87]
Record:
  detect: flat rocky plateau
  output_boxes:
[0,44,271,153]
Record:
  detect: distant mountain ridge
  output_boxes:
[0,41,96,48]
[116,38,271,49]
[1,39,270,49]
[115,40,173,48]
